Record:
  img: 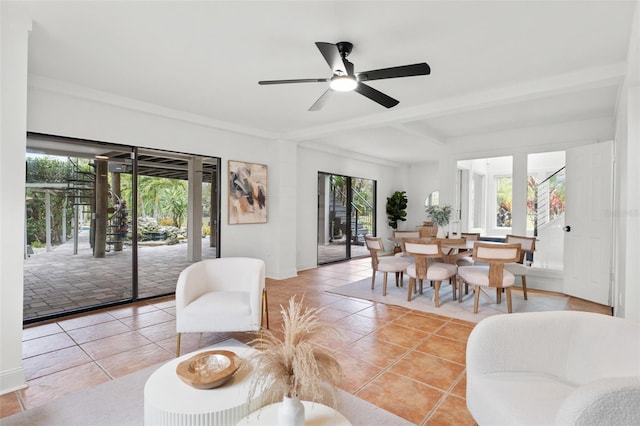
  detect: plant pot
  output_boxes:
[437,226,447,238]
[278,395,305,426]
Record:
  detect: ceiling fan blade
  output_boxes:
[315,42,347,75]
[308,89,333,111]
[357,63,430,82]
[259,78,329,85]
[344,60,355,77]
[354,83,399,108]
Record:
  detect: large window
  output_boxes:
[457,156,512,235]
[495,176,512,228]
[457,151,567,270]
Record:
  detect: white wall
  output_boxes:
[405,161,439,228]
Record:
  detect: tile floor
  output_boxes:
[1,258,610,425]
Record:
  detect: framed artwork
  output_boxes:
[228,160,268,224]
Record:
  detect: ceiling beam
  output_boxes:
[29,74,280,141]
[284,62,626,142]
[390,124,445,145]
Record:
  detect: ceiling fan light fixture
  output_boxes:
[330,75,357,92]
[258,41,430,109]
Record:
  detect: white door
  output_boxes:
[563,141,614,305]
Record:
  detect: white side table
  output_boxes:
[238,401,352,425]
[144,340,259,426]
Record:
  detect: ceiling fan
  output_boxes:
[258,41,431,111]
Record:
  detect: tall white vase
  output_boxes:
[278,395,305,426]
[437,226,447,238]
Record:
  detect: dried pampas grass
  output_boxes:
[245,296,342,407]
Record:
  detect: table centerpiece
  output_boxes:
[425,204,453,238]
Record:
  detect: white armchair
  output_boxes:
[466,311,640,425]
[175,257,268,356]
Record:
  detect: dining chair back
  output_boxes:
[417,225,438,238]
[365,236,411,296]
[505,234,536,263]
[504,234,537,300]
[392,230,421,256]
[458,243,522,314]
[402,239,458,306]
[461,232,481,241]
[393,230,420,239]
[437,237,466,245]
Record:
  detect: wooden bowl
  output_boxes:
[176,350,242,389]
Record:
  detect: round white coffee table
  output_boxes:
[238,401,351,425]
[144,341,259,426]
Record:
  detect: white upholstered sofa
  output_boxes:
[466,311,640,425]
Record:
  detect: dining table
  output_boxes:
[389,236,508,264]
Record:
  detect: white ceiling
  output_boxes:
[13,0,637,163]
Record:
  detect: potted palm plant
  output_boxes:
[425,204,453,238]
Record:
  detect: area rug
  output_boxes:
[327,275,569,323]
[1,340,411,426]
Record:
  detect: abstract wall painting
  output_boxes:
[228,160,267,224]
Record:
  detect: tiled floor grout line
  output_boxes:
[420,368,467,425]
[93,358,116,381]
[347,314,455,419]
[388,316,469,425]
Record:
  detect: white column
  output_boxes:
[324,175,330,244]
[45,191,52,251]
[511,152,528,236]
[0,5,31,394]
[61,196,67,243]
[187,157,203,262]
[621,85,639,322]
[438,154,458,208]
[618,4,639,323]
[273,140,298,278]
[74,199,79,255]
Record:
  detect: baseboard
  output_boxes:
[0,366,26,395]
[266,267,298,280]
[527,267,563,293]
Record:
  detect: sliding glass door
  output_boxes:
[317,173,375,264]
[24,134,220,323]
[25,135,135,321]
[135,148,219,299]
